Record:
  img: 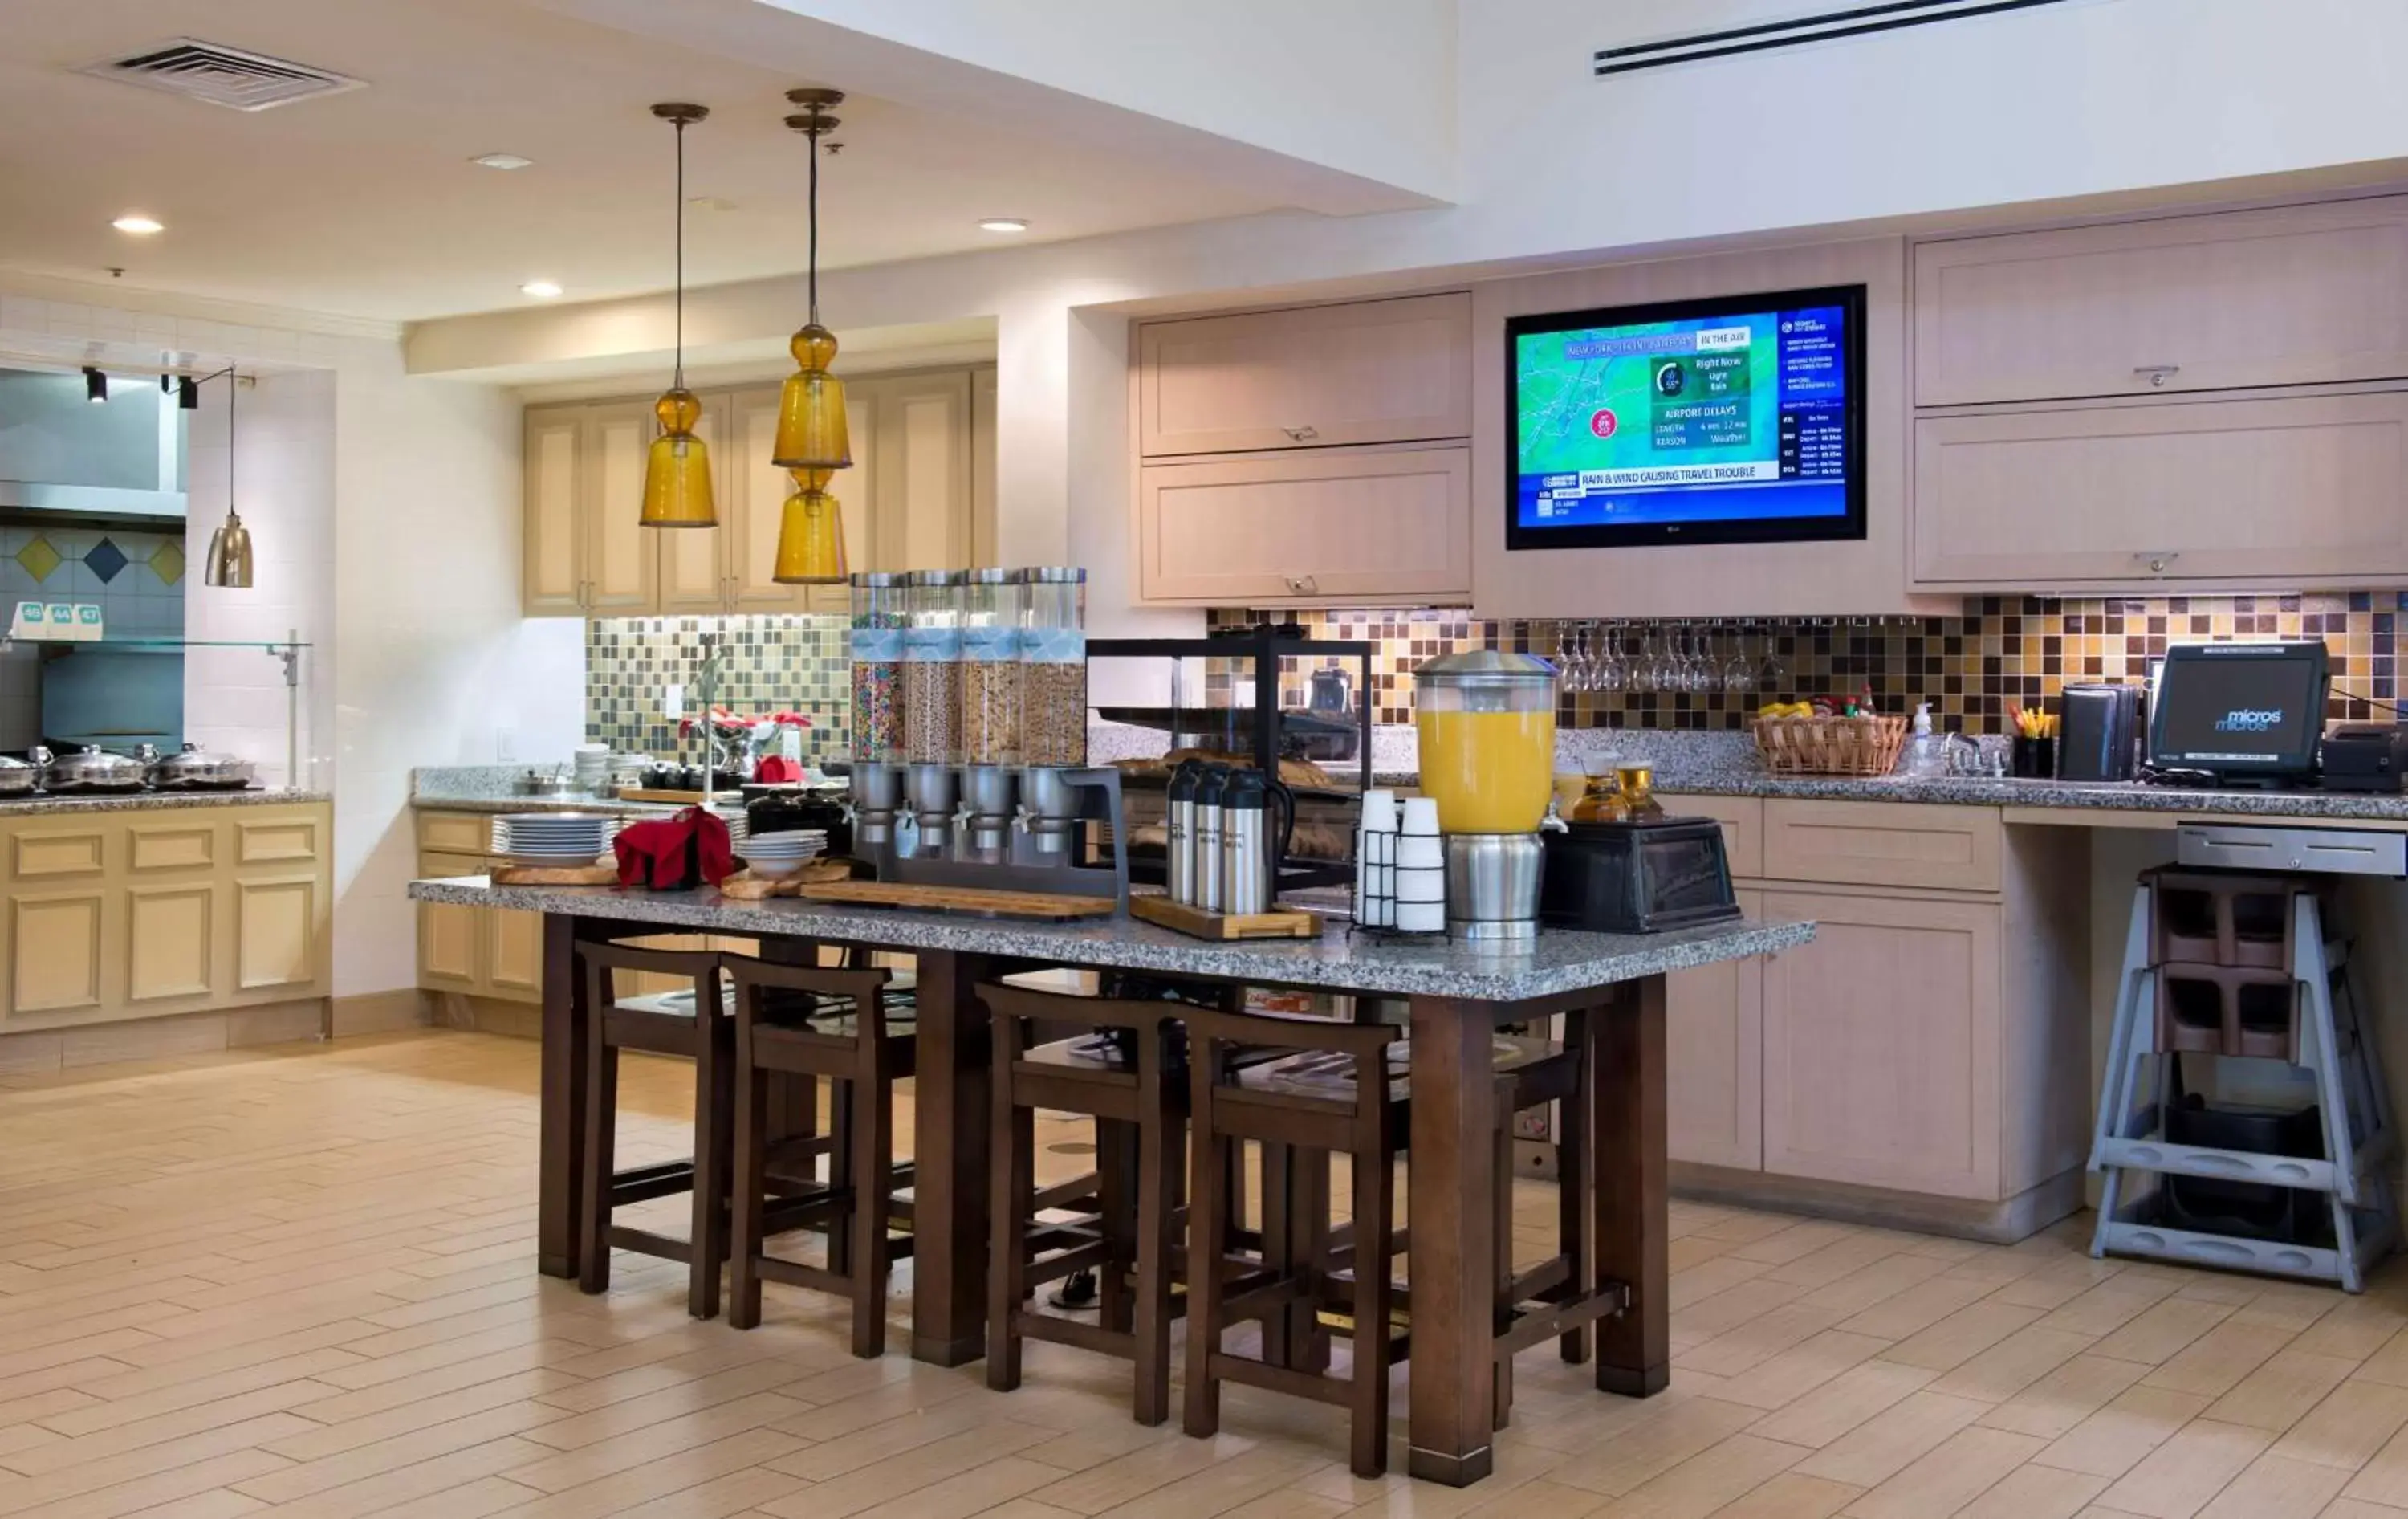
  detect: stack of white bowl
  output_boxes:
[571,744,611,792]
[741,829,827,879]
[491,812,619,866]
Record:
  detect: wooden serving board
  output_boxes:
[718,860,853,899]
[795,879,1117,921]
[615,788,713,804]
[1131,895,1324,941]
[491,863,618,886]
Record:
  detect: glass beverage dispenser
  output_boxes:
[901,568,965,844]
[1413,650,1560,940]
[847,571,906,845]
[959,568,1025,849]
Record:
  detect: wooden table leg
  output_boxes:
[1597,976,1670,1397]
[909,947,997,1366]
[537,913,585,1279]
[1407,995,1498,1487]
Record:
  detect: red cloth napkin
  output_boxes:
[613,807,734,890]
[753,755,803,784]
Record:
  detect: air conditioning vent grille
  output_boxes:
[79,39,364,112]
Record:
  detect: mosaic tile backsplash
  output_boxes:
[1215,594,2408,735]
[586,616,847,762]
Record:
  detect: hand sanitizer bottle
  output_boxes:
[1903,702,1946,780]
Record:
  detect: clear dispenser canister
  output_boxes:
[901,569,966,767]
[1413,650,1559,835]
[1020,566,1088,768]
[848,571,906,766]
[960,568,1025,767]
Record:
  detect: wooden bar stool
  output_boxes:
[1182,1007,1613,1476]
[982,983,1190,1424]
[723,958,917,1357]
[573,941,733,1318]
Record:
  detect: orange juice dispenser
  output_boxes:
[1413,650,1560,941]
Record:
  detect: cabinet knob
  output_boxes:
[1282,424,1320,442]
[2133,364,2180,387]
[1284,574,1320,595]
[2132,551,2180,574]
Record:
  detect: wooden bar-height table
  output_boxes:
[409,877,1810,1486]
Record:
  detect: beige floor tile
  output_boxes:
[1551,1398,1766,1497]
[2093,1297,2239,1366]
[1950,1462,2112,1519]
[1685,1307,1851,1379]
[2194,1452,2351,1519]
[1792,1391,1988,1488]
[2143,1322,2297,1399]
[1880,1301,2048,1373]
[1588,1431,1807,1517]
[1980,1354,2154,1440]
[2096,1419,2277,1519]
[1699,1473,1863,1517]
[1708,1332,1891,1413]
[2206,1350,2361,1433]
[2273,1381,2408,1471]
[1931,1326,2101,1403]
[1837,1424,2045,1518]
[1745,1361,1939,1450]
[2321,1499,2408,1519]
[2033,1385,2216,1479]
[1833,1275,1998,1341]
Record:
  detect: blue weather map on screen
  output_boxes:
[1507,287,1862,548]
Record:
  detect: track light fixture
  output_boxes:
[177,376,199,410]
[83,367,106,404]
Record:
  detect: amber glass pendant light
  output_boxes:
[640,102,716,528]
[771,88,853,583]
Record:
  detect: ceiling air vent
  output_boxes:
[79,39,364,112]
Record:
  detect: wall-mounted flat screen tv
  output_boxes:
[1506,284,1867,551]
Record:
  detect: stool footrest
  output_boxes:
[1208,1350,1354,1409]
[1495,1283,1629,1358]
[609,1162,697,1208]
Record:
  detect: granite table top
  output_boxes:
[1656,772,2408,821]
[406,877,1812,1004]
[0,788,329,817]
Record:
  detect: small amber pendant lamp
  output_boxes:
[771,88,854,582]
[640,102,716,528]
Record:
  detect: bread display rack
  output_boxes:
[1088,626,1373,898]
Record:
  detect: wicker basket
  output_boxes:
[1752,714,1909,776]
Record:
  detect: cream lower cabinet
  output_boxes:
[1666,887,1764,1171]
[415,817,543,1005]
[2,803,332,1030]
[1757,890,2003,1200]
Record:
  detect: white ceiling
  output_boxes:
[0,0,1300,322]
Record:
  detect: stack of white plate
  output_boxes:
[491,812,619,865]
[571,744,611,792]
[741,829,826,879]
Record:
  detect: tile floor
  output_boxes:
[3,1029,2408,1517]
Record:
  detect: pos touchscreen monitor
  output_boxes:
[2149,641,2329,781]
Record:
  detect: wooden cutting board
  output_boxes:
[718,860,853,899]
[795,879,1117,921]
[491,863,618,886]
[1130,895,1323,940]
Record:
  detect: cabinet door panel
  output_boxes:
[524,407,586,614]
[10,890,105,1016]
[867,373,973,572]
[726,385,814,614]
[1914,390,2408,586]
[1762,800,2000,893]
[1915,198,2408,406]
[126,883,214,1002]
[237,874,321,992]
[584,402,660,611]
[128,821,215,873]
[13,829,105,879]
[1668,887,1763,1171]
[1140,294,1472,455]
[485,908,544,1003]
[417,849,483,991]
[1760,890,2000,1199]
[1139,445,1470,604]
[656,396,732,613]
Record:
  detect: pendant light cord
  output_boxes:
[673,120,686,392]
[807,128,820,328]
[226,364,237,515]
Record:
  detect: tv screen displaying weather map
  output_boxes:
[1505,285,1867,551]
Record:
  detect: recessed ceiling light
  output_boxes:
[472,153,535,171]
[978,218,1029,234]
[111,214,164,235]
[520,279,563,299]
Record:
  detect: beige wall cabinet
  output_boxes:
[1136,442,1471,605]
[1912,388,2408,589]
[1914,198,2408,408]
[1137,293,1471,458]
[523,367,993,618]
[2,803,332,1031]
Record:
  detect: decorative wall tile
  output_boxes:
[1213,593,2406,735]
[586,614,848,760]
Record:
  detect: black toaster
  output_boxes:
[1539,817,1742,935]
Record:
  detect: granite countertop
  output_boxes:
[406,877,1812,1001]
[1655,772,2408,821]
[0,788,329,817]
[413,794,669,817]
